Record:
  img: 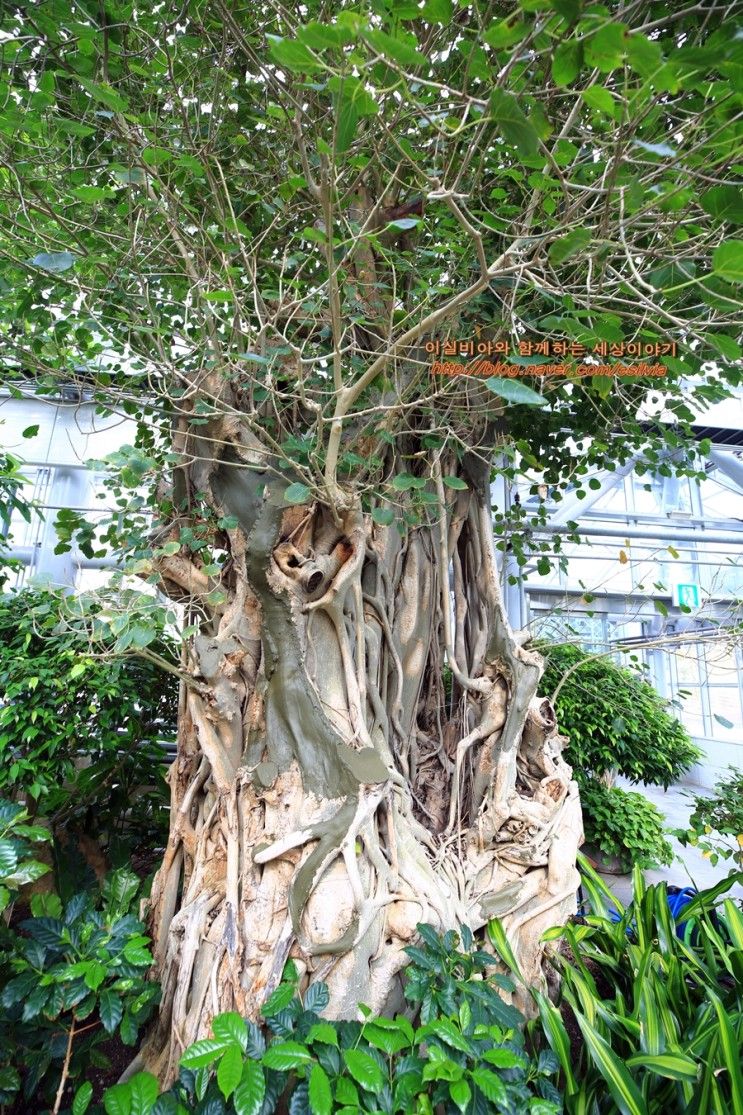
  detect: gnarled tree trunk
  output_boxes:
[142,446,582,1083]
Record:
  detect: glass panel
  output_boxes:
[703,642,740,684]
[700,475,743,520]
[671,644,702,685]
[708,687,743,739]
[676,687,706,736]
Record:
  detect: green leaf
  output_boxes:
[576,1014,646,1115]
[262,1041,313,1071]
[625,34,663,77]
[306,1022,339,1046]
[84,959,107,990]
[217,1044,243,1100]
[31,251,75,272]
[449,1079,471,1112]
[549,228,591,264]
[552,41,582,86]
[372,506,395,526]
[284,482,312,505]
[443,476,468,490]
[99,989,124,1034]
[701,186,743,224]
[485,378,548,407]
[364,29,426,68]
[343,1048,386,1091]
[581,87,615,116]
[73,1082,93,1115]
[267,36,323,73]
[104,1084,132,1115]
[470,1068,507,1105]
[625,1053,699,1081]
[79,78,129,112]
[704,333,741,361]
[142,147,171,167]
[422,0,453,22]
[712,241,743,284]
[180,1038,232,1069]
[308,1063,332,1115]
[22,424,40,438]
[129,1073,159,1115]
[72,186,110,203]
[212,1012,248,1050]
[490,90,540,159]
[484,19,526,49]
[584,24,627,72]
[233,1061,265,1115]
[0,840,18,876]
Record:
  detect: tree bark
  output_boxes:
[142,449,582,1083]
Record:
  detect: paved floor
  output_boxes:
[595,778,743,906]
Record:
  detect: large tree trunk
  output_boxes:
[142,449,582,1083]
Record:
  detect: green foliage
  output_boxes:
[676,766,743,870]
[0,866,159,1110]
[535,860,743,1114]
[0,799,50,915]
[579,781,673,870]
[0,588,178,861]
[100,926,561,1114]
[0,0,740,583]
[540,644,700,788]
[0,452,32,589]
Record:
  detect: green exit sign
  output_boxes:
[672,583,701,609]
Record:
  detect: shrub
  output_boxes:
[579,781,673,870]
[539,644,700,789]
[0,863,159,1111]
[676,766,743,871]
[525,859,743,1115]
[98,925,562,1115]
[0,588,178,862]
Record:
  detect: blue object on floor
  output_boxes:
[666,884,698,938]
[577,882,699,937]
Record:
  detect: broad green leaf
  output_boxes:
[626,34,663,77]
[422,0,453,22]
[73,1082,93,1115]
[267,36,323,72]
[371,506,395,526]
[308,1063,332,1115]
[442,476,468,490]
[364,29,426,67]
[552,41,582,86]
[449,1078,471,1112]
[262,1041,313,1070]
[484,19,526,49]
[343,1048,386,1091]
[701,186,743,224]
[180,1038,232,1069]
[490,90,540,159]
[212,1012,248,1050]
[582,88,615,116]
[233,1061,265,1115]
[549,227,591,264]
[104,1084,132,1115]
[712,241,743,284]
[217,1044,243,1100]
[584,24,627,72]
[22,424,39,437]
[470,1068,507,1105]
[79,78,129,112]
[485,378,548,407]
[129,1073,159,1115]
[99,989,124,1033]
[0,840,17,876]
[72,186,110,203]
